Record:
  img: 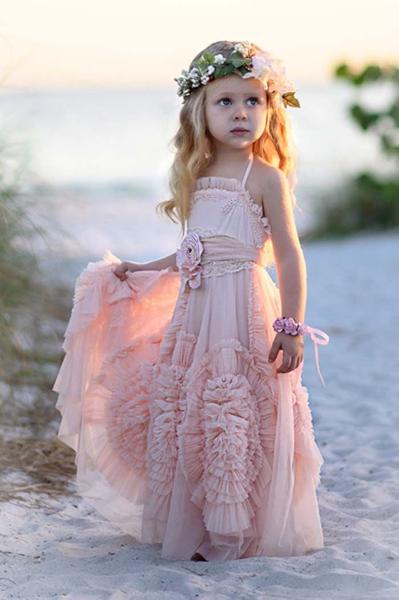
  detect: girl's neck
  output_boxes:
[203,151,253,179]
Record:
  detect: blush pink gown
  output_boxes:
[52,154,327,561]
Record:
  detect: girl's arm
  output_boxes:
[125,251,178,272]
[262,168,307,322]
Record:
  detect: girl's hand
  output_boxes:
[112,261,132,281]
[268,331,304,374]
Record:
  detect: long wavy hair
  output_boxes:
[156,40,299,252]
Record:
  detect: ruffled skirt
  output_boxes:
[52,248,325,561]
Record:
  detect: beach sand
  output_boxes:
[1,231,398,600]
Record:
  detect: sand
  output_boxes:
[1,230,398,600]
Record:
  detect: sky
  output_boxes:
[0,0,398,89]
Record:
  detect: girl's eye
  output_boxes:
[219,97,259,106]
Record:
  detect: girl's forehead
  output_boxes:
[206,75,265,97]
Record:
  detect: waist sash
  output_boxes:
[200,234,268,267]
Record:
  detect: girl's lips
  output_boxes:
[231,129,249,135]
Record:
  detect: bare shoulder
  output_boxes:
[252,158,293,222]
[248,157,300,254]
[249,157,281,204]
[246,156,292,221]
[253,158,286,197]
[246,156,275,209]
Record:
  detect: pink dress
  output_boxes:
[52,154,328,561]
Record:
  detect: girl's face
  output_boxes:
[204,74,267,152]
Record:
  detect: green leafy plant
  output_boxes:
[305,61,399,239]
[335,63,399,160]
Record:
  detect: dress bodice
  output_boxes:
[187,154,272,249]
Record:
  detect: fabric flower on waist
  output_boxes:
[176,231,204,290]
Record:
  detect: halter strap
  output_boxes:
[241,153,254,188]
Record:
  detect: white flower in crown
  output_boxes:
[233,42,252,58]
[213,54,225,65]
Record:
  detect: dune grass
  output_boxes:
[0,149,77,504]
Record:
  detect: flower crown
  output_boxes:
[174,42,300,109]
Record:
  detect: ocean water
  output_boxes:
[0,82,394,280]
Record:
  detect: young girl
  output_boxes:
[52,40,329,562]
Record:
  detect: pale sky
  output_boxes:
[0,0,397,88]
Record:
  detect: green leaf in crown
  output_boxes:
[282,91,301,108]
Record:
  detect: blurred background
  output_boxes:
[0,0,398,502]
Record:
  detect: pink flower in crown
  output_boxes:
[176,231,204,290]
[242,51,296,105]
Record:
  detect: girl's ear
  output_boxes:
[269,90,281,111]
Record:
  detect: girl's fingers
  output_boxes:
[291,355,303,372]
[277,353,293,373]
[277,353,304,373]
[112,267,128,280]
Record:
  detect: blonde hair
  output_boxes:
[156,40,299,250]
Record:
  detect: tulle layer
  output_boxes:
[53,249,324,559]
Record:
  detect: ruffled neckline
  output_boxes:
[193,176,264,217]
[194,176,245,193]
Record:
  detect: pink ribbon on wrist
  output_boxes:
[300,324,330,387]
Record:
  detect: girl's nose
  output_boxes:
[234,105,248,118]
